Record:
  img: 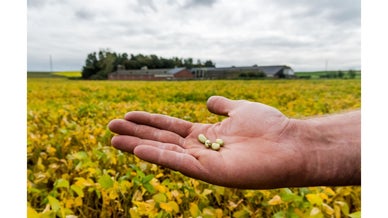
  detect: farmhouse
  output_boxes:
[108,65,294,80]
[108,66,194,80]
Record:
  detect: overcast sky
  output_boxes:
[27,0,361,72]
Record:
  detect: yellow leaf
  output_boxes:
[170,190,182,204]
[133,200,155,214]
[202,189,212,196]
[160,201,179,213]
[27,205,39,218]
[268,195,283,205]
[203,207,216,216]
[155,173,164,178]
[324,187,336,196]
[310,207,321,216]
[190,203,201,217]
[119,180,133,194]
[319,193,329,201]
[65,198,74,208]
[322,203,334,215]
[108,189,119,199]
[129,208,141,218]
[306,193,323,205]
[259,190,271,198]
[74,197,83,207]
[46,146,56,156]
[74,177,94,188]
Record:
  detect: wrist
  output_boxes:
[294,111,361,186]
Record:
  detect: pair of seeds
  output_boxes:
[197,134,224,151]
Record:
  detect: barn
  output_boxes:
[191,65,294,79]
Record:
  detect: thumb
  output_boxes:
[206,96,240,116]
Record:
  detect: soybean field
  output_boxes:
[27,78,361,217]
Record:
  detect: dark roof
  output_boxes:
[166,67,186,74]
[191,65,293,76]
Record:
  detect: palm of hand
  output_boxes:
[180,101,296,188]
[109,97,301,188]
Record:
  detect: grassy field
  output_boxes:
[27,71,82,78]
[27,78,361,217]
[294,70,361,79]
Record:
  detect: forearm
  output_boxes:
[292,110,361,186]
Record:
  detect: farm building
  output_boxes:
[191,65,294,79]
[108,66,194,80]
[108,65,294,80]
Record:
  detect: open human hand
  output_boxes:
[108,96,307,189]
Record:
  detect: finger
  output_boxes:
[108,119,184,145]
[134,145,206,180]
[125,111,193,137]
[206,96,241,116]
[111,135,185,153]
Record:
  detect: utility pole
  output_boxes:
[49,55,53,73]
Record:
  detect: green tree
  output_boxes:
[338,70,344,78]
[81,52,100,79]
[81,49,117,79]
[348,70,356,79]
[81,50,216,79]
[204,60,215,67]
[183,58,193,68]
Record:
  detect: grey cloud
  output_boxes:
[27,0,67,9]
[272,0,360,25]
[27,0,46,8]
[75,9,96,20]
[183,0,218,8]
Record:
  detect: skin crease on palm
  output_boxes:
[108,96,361,189]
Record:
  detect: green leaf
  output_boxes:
[142,174,154,184]
[54,178,69,189]
[143,183,155,194]
[47,196,60,212]
[348,211,361,218]
[233,209,250,218]
[280,189,303,202]
[74,151,88,160]
[272,211,285,218]
[71,184,84,197]
[153,193,167,203]
[98,174,114,189]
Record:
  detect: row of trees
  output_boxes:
[81,49,216,79]
[320,70,358,79]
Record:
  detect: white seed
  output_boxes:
[198,134,207,144]
[215,138,224,146]
[204,140,212,148]
[211,142,221,151]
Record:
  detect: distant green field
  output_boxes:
[27,71,82,78]
[27,72,62,78]
[53,71,82,78]
[295,70,361,79]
